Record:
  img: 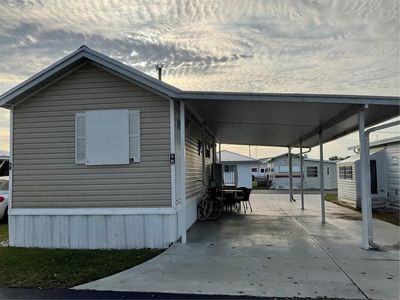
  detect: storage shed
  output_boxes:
[218,150,257,188]
[337,137,400,211]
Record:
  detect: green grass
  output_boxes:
[324,193,339,203]
[0,247,162,288]
[252,180,258,189]
[0,223,162,288]
[325,193,400,226]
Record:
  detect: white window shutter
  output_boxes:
[129,110,141,162]
[75,112,86,164]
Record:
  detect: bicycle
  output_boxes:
[197,180,224,221]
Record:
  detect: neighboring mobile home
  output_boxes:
[0,46,398,249]
[259,153,337,190]
[337,137,400,211]
[218,150,257,188]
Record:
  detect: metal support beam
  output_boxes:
[365,135,373,243]
[288,147,294,202]
[358,109,370,249]
[212,138,216,165]
[358,109,371,249]
[202,126,206,190]
[180,101,187,244]
[218,142,222,163]
[300,139,304,210]
[361,120,400,249]
[319,131,326,224]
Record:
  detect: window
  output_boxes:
[279,165,300,173]
[339,166,352,180]
[279,166,289,173]
[370,160,377,194]
[224,165,230,172]
[75,109,140,165]
[251,168,257,172]
[260,168,265,173]
[327,167,330,175]
[307,166,318,177]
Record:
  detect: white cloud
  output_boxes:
[0,0,398,156]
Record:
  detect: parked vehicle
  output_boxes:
[0,176,9,222]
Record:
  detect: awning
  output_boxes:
[180,92,399,148]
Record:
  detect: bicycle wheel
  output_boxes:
[208,199,223,220]
[197,198,211,221]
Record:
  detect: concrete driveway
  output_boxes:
[76,193,400,299]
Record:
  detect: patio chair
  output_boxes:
[235,187,252,213]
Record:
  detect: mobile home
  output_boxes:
[337,137,400,211]
[0,46,398,249]
[265,153,337,190]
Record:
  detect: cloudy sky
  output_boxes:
[0,0,399,158]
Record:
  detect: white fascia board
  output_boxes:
[9,207,177,216]
[179,91,400,106]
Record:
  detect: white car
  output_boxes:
[0,176,9,221]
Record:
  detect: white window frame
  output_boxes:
[75,109,141,166]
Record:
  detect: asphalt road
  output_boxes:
[0,288,293,299]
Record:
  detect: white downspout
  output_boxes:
[288,146,294,202]
[362,119,400,249]
[300,139,304,210]
[319,130,326,224]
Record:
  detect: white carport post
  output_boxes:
[202,126,206,188]
[358,108,372,249]
[364,133,373,244]
[319,131,326,224]
[180,101,187,244]
[288,146,294,202]
[218,142,222,163]
[300,139,304,210]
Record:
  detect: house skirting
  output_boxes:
[8,208,178,249]
[177,195,199,238]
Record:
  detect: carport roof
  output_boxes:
[0,45,399,149]
[181,92,399,148]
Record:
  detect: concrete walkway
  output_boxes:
[76,194,400,299]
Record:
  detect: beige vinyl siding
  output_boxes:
[185,113,213,201]
[12,62,171,208]
[337,163,358,208]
